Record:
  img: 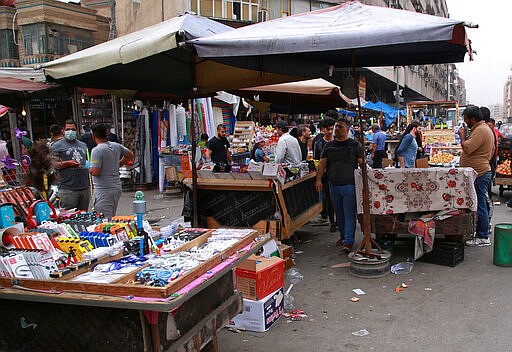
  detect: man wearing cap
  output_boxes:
[275,120,301,164]
[251,135,269,162]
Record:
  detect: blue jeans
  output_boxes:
[330,184,357,246]
[474,172,492,239]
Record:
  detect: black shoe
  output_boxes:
[330,224,337,232]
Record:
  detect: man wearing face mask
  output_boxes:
[51,119,90,211]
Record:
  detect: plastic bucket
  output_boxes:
[493,224,512,267]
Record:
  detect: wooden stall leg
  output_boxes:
[139,311,151,352]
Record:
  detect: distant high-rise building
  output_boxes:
[488,103,504,121]
[504,74,512,119]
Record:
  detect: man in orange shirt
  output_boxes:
[459,106,495,247]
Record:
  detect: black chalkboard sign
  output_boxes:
[282,177,319,219]
[198,189,277,227]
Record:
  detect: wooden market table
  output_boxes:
[187,172,322,240]
[0,230,267,352]
[355,167,478,240]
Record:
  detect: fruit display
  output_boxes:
[496,160,511,177]
[429,152,455,165]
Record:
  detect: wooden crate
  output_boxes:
[366,211,475,237]
[231,121,255,154]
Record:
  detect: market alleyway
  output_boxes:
[118,187,512,352]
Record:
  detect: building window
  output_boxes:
[261,0,290,20]
[191,0,259,21]
[0,29,19,60]
[22,23,93,57]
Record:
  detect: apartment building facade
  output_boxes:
[1,0,467,107]
[0,0,109,68]
[504,75,512,119]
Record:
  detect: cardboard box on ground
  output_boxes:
[231,238,293,332]
[228,287,285,332]
[235,255,284,301]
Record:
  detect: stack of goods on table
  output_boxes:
[0,218,265,299]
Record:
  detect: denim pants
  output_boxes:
[474,172,492,239]
[320,180,335,224]
[330,184,357,246]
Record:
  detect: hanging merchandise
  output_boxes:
[176,104,187,144]
[205,97,216,139]
[151,109,160,183]
[143,108,152,184]
[212,98,237,135]
[168,104,178,147]
[195,99,206,135]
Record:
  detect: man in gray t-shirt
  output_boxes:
[89,124,133,218]
[51,120,90,211]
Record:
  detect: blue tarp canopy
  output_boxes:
[338,108,356,117]
[363,101,405,126]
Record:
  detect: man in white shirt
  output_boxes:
[275,120,302,164]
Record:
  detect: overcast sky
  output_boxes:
[446,1,511,107]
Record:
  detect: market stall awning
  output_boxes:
[0,77,54,95]
[190,1,472,77]
[0,68,58,95]
[41,13,302,97]
[364,101,405,126]
[0,104,9,118]
[234,78,351,112]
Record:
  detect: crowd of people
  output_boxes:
[49,121,133,219]
[199,106,511,253]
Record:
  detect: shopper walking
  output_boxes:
[315,118,364,253]
[51,120,90,211]
[89,124,134,219]
[311,118,336,232]
[459,106,494,247]
[395,120,420,168]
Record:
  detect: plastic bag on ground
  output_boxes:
[390,261,414,275]
[285,268,304,285]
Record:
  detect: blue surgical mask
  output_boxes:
[65,130,77,141]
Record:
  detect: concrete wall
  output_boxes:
[114,0,186,36]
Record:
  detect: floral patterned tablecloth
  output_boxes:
[355,167,477,215]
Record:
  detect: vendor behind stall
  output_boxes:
[206,124,231,164]
[251,135,269,162]
[297,124,312,161]
[275,120,301,164]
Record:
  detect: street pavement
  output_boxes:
[118,187,512,352]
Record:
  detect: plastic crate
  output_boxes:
[418,239,464,267]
